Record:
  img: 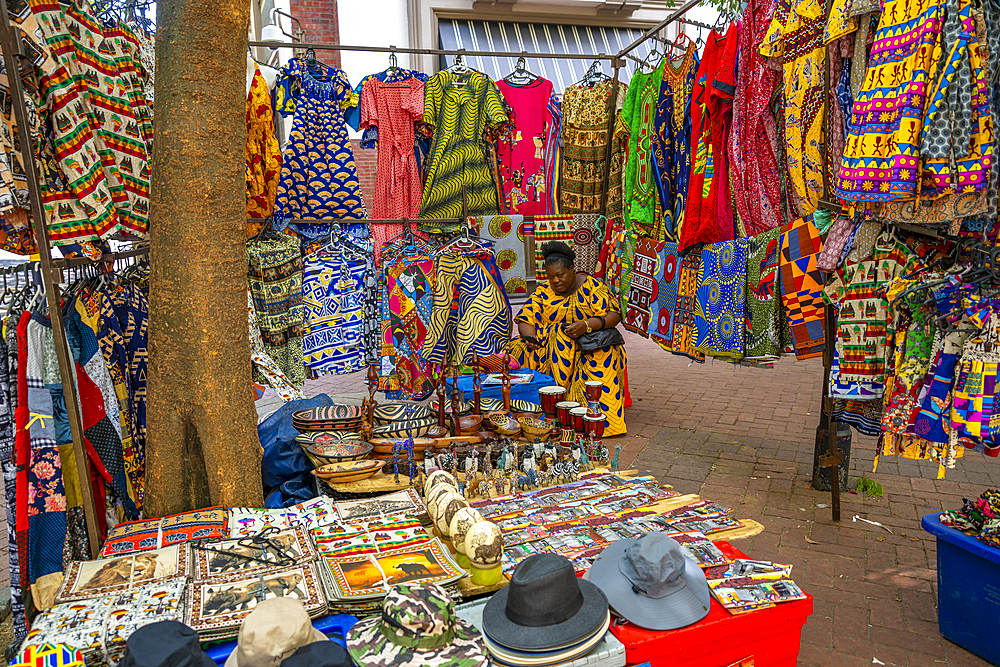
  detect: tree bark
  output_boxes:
[146,0,263,516]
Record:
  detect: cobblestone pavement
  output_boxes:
[0,331,996,665]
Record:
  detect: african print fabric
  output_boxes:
[302,248,367,375]
[653,45,698,242]
[622,63,666,240]
[695,238,750,361]
[497,78,555,217]
[274,59,366,237]
[760,0,826,216]
[671,252,706,362]
[246,65,282,233]
[816,216,855,272]
[422,246,511,365]
[419,70,509,226]
[533,215,574,279]
[100,507,227,558]
[378,244,437,399]
[248,293,305,402]
[0,331,25,640]
[779,215,826,360]
[359,75,425,219]
[559,80,627,214]
[247,233,305,387]
[709,25,739,238]
[650,241,682,349]
[732,0,782,236]
[745,228,783,361]
[476,214,529,295]
[572,214,603,276]
[623,237,664,336]
[510,277,627,436]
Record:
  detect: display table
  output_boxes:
[454,369,557,404]
[610,541,813,667]
[922,511,1000,666]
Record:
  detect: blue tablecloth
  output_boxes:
[454,369,556,405]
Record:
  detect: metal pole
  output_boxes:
[0,6,101,556]
[615,0,704,58]
[248,41,616,61]
[599,59,625,216]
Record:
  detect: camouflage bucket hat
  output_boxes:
[347,583,488,667]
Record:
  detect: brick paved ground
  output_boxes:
[0,330,996,665]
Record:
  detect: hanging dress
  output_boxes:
[652,43,698,242]
[419,70,509,227]
[496,78,555,217]
[274,59,367,239]
[622,62,666,240]
[246,64,282,235]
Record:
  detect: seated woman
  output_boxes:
[509,242,627,436]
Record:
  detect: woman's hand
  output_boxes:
[563,320,589,339]
[524,336,542,351]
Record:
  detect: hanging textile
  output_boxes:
[302,245,369,376]
[650,241,682,350]
[652,43,698,242]
[274,59,367,238]
[475,214,529,295]
[246,64,282,234]
[422,244,511,365]
[779,215,826,360]
[671,252,706,362]
[509,276,627,436]
[247,293,306,402]
[760,0,826,216]
[359,75,425,219]
[622,62,666,240]
[745,228,783,361]
[559,80,627,214]
[419,70,509,226]
[708,24,739,239]
[545,95,562,214]
[572,214,603,276]
[247,233,305,387]
[695,238,750,361]
[623,237,664,336]
[0,326,25,640]
[533,215,574,279]
[379,242,437,399]
[497,78,556,216]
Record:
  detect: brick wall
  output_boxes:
[289,0,342,68]
[351,139,378,211]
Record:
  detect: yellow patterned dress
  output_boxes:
[509,277,627,436]
[246,65,282,235]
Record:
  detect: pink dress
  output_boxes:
[497,78,554,216]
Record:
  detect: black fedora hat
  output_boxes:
[482,553,608,651]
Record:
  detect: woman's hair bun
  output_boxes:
[541,241,576,262]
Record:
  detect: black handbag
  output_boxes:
[577,327,625,354]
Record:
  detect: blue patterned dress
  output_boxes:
[274,59,367,239]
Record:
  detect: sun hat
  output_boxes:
[10,644,87,667]
[280,641,352,667]
[347,583,488,667]
[481,609,610,666]
[588,532,711,630]
[116,621,215,667]
[224,598,327,667]
[482,553,608,652]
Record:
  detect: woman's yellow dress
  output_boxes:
[509,276,627,436]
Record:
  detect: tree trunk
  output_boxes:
[146,0,263,516]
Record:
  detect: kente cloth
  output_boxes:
[0,331,25,641]
[358,75,424,219]
[652,44,698,242]
[745,228,783,361]
[622,63,666,239]
[302,249,367,375]
[824,237,921,385]
[708,25,739,239]
[497,78,555,217]
[248,293,305,402]
[671,252,706,361]
[650,241,682,349]
[559,80,627,213]
[695,238,750,361]
[951,307,1000,440]
[274,59,367,238]
[533,215,574,279]
[419,70,510,225]
[509,276,627,436]
[378,245,437,399]
[421,246,511,365]
[680,32,727,253]
[247,233,305,387]
[572,214,603,276]
[732,0,782,236]
[11,644,87,667]
[99,507,227,558]
[623,237,664,336]
[27,0,151,241]
[475,214,529,295]
[759,0,826,216]
[779,215,826,360]
[246,64,282,232]
[816,216,855,272]
[596,218,627,300]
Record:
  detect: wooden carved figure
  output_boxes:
[436,365,447,429]
[501,362,512,414]
[472,351,482,417]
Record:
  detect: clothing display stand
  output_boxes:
[0,2,150,559]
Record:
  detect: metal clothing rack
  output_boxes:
[0,2,150,559]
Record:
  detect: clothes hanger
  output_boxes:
[447,54,471,86]
[378,53,413,89]
[575,60,610,88]
[504,56,540,86]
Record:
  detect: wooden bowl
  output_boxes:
[372,402,434,425]
[480,398,505,412]
[372,418,437,439]
[296,431,361,448]
[487,412,522,437]
[311,459,385,483]
[518,417,554,439]
[429,399,471,416]
[370,438,436,454]
[457,414,483,435]
[511,400,543,415]
[305,441,373,465]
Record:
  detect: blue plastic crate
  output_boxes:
[922,512,1000,666]
[204,613,358,666]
